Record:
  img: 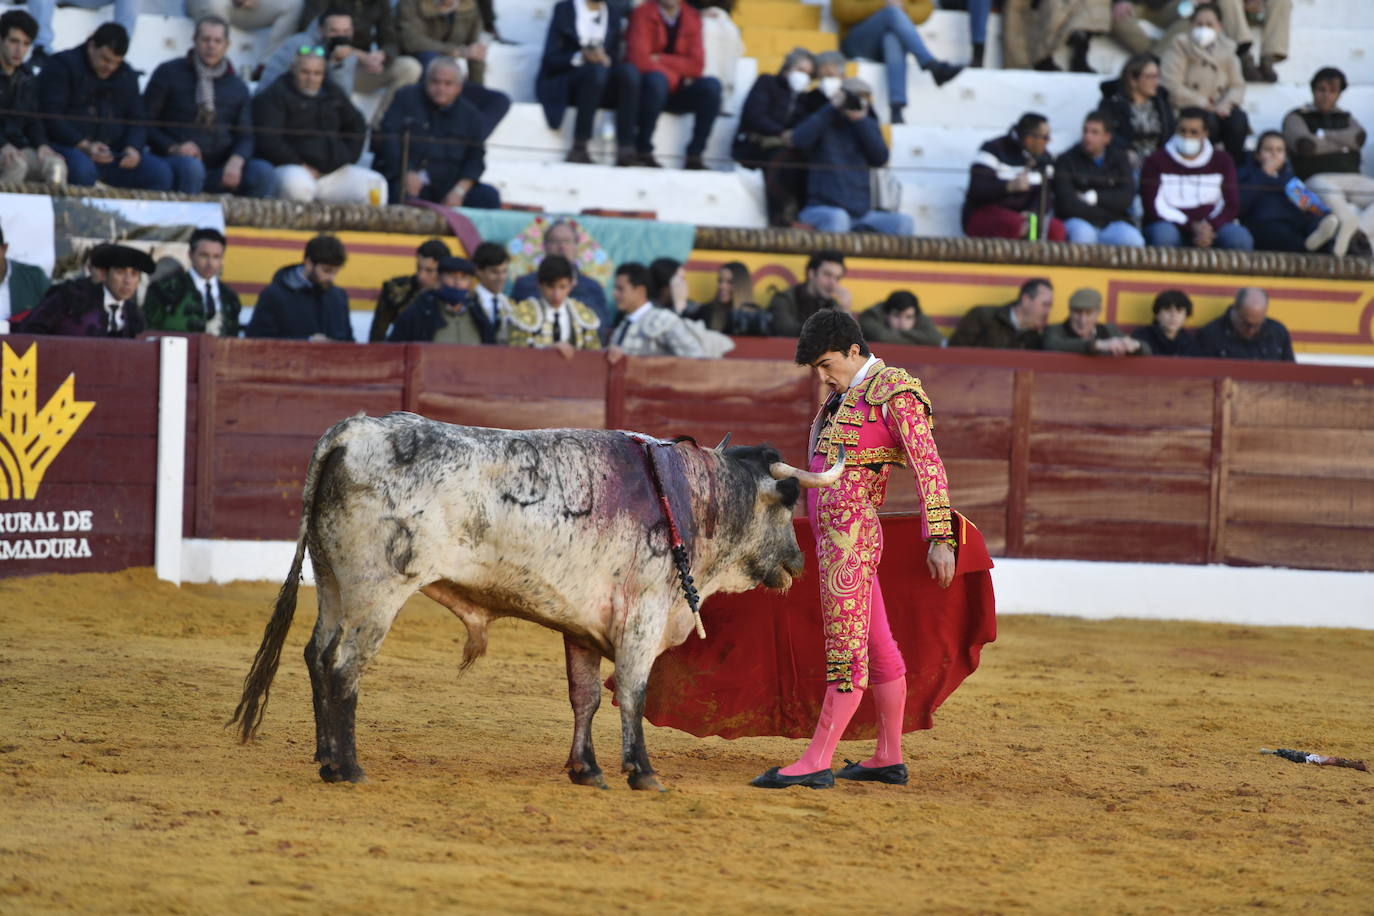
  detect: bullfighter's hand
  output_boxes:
[927,541,955,588]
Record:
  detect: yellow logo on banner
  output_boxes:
[0,343,96,500]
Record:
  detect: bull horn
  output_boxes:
[715,432,731,451]
[770,445,846,488]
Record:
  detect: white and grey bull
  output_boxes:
[231,412,842,790]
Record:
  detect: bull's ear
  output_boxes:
[773,477,801,509]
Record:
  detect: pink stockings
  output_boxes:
[778,677,909,775]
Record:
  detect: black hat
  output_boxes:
[437,256,475,275]
[90,243,156,274]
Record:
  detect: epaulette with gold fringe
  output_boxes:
[863,366,933,417]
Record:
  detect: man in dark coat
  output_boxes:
[767,250,845,337]
[732,47,814,226]
[857,291,944,348]
[0,10,65,185]
[245,235,354,341]
[368,239,451,342]
[143,16,277,197]
[388,257,501,344]
[536,0,638,165]
[14,244,153,338]
[1053,111,1144,246]
[1196,287,1294,361]
[143,228,242,336]
[375,58,501,208]
[963,111,1064,241]
[36,24,173,190]
[948,277,1052,349]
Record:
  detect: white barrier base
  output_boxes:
[180,539,1373,630]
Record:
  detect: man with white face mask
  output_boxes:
[733,46,815,225]
[1160,1,1249,163]
[1139,106,1253,250]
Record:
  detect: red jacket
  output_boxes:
[626,2,704,94]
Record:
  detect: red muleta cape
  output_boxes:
[640,512,997,740]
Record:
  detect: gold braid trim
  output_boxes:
[864,367,934,424]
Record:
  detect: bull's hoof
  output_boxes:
[319,762,368,784]
[568,768,610,790]
[627,771,667,792]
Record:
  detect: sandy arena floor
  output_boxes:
[1,569,1371,914]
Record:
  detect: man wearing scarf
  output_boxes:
[143,16,278,197]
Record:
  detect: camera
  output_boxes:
[324,35,350,56]
[841,90,865,112]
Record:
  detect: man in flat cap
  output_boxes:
[1043,287,1147,355]
[387,256,504,345]
[14,243,153,337]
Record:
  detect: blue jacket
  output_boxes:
[733,71,805,164]
[387,288,500,343]
[536,0,625,130]
[37,45,149,151]
[244,264,355,341]
[142,54,255,166]
[1237,161,1314,235]
[376,84,487,186]
[510,270,610,329]
[791,102,888,218]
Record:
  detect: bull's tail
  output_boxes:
[228,417,358,743]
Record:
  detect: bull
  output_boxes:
[231,412,842,790]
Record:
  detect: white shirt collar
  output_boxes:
[845,353,879,392]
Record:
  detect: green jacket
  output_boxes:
[4,259,50,319]
[142,268,242,336]
[858,305,945,348]
[949,303,1043,350]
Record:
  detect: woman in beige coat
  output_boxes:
[1160,2,1249,163]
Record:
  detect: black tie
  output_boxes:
[552,311,563,343]
[204,281,217,319]
[612,319,629,346]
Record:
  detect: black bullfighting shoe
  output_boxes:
[750,766,835,789]
[834,760,909,785]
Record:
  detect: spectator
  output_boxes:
[768,250,845,337]
[649,258,698,315]
[686,261,772,336]
[798,50,845,117]
[144,17,278,198]
[470,241,512,341]
[1160,3,1249,163]
[0,222,50,324]
[389,256,504,344]
[1054,112,1144,246]
[1109,0,1188,57]
[27,0,137,67]
[1044,288,1147,355]
[375,59,502,210]
[368,238,450,342]
[398,0,494,84]
[1099,52,1175,169]
[38,25,174,192]
[1238,131,1340,254]
[142,227,242,336]
[832,0,962,124]
[510,220,611,329]
[1140,107,1253,250]
[253,45,388,205]
[625,0,722,170]
[607,261,706,359]
[1003,0,1108,73]
[733,47,814,226]
[953,0,993,67]
[14,243,152,337]
[1221,0,1289,83]
[186,0,302,60]
[1132,288,1198,356]
[964,112,1066,242]
[244,234,354,340]
[507,255,602,353]
[536,0,639,165]
[858,291,943,347]
[1195,286,1293,360]
[948,277,1051,349]
[0,10,64,186]
[1284,67,1373,258]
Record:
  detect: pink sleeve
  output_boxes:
[883,392,954,540]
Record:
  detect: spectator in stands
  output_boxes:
[793,77,912,236]
[625,0,722,170]
[798,50,845,117]
[1239,131,1340,254]
[510,220,611,329]
[253,45,389,204]
[27,0,137,69]
[949,277,1051,349]
[858,291,943,347]
[964,112,1066,242]
[1140,107,1252,250]
[649,258,699,315]
[389,256,505,344]
[733,47,814,226]
[607,261,706,359]
[294,0,423,125]
[942,0,993,68]
[1003,0,1108,73]
[768,250,845,337]
[142,227,242,336]
[1160,3,1249,163]
[0,10,65,186]
[471,241,512,342]
[1132,288,1198,356]
[1221,0,1289,83]
[399,0,494,85]
[1044,288,1147,355]
[507,255,602,354]
[245,234,353,340]
[687,261,772,336]
[144,17,278,198]
[1195,286,1293,360]
[1284,68,1373,258]
[375,59,502,210]
[0,222,50,325]
[832,0,962,124]
[1108,0,1188,57]
[368,238,450,341]
[1054,112,1143,247]
[186,0,302,60]
[536,0,639,165]
[38,25,175,192]
[1099,52,1175,170]
[14,243,152,337]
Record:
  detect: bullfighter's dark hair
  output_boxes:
[1311,67,1348,93]
[90,22,129,55]
[537,254,574,285]
[472,241,507,269]
[1,9,39,41]
[794,309,870,366]
[417,239,452,262]
[805,250,845,274]
[189,227,226,251]
[882,290,920,316]
[1152,289,1194,317]
[616,261,651,292]
[1018,277,1052,301]
[304,234,347,267]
